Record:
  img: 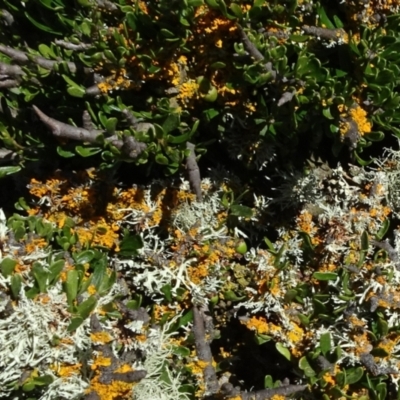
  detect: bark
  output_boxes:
[186,142,202,201]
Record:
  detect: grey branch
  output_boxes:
[54,40,92,51]
[237,24,264,61]
[237,25,278,80]
[85,84,102,96]
[82,110,96,131]
[0,9,14,26]
[302,26,347,42]
[33,105,102,143]
[122,135,147,159]
[277,91,295,107]
[96,0,118,11]
[0,62,25,77]
[0,79,18,88]
[33,106,147,159]
[122,108,140,128]
[0,44,92,74]
[186,142,202,201]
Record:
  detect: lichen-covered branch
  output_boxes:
[221,381,308,399]
[84,314,147,400]
[192,305,307,399]
[302,25,347,42]
[186,142,202,201]
[192,305,219,396]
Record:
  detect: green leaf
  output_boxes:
[127,294,143,311]
[317,6,335,29]
[160,28,175,38]
[298,313,310,327]
[75,146,102,157]
[57,146,75,158]
[104,50,118,64]
[254,333,271,345]
[161,284,173,302]
[67,86,85,97]
[119,233,143,256]
[375,219,390,241]
[33,374,54,385]
[0,258,17,277]
[322,107,334,120]
[276,342,291,361]
[264,237,277,254]
[62,75,82,89]
[229,3,242,18]
[366,131,384,142]
[38,43,56,58]
[345,366,363,385]
[289,34,309,42]
[333,15,344,28]
[253,0,265,7]
[22,381,36,392]
[172,345,191,357]
[0,166,21,178]
[376,382,387,400]
[223,290,246,301]
[313,272,338,281]
[11,274,22,298]
[67,317,84,331]
[155,153,169,165]
[76,295,97,320]
[167,309,194,333]
[167,130,193,144]
[32,262,49,293]
[49,259,64,285]
[264,375,274,389]
[320,332,331,356]
[354,151,373,166]
[205,0,218,8]
[299,356,316,377]
[74,250,95,264]
[361,230,369,251]
[91,261,106,292]
[105,117,118,134]
[15,197,30,211]
[126,12,136,30]
[299,231,316,252]
[24,12,62,34]
[377,318,389,337]
[65,270,79,306]
[230,204,253,218]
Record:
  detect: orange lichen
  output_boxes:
[90,331,113,344]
